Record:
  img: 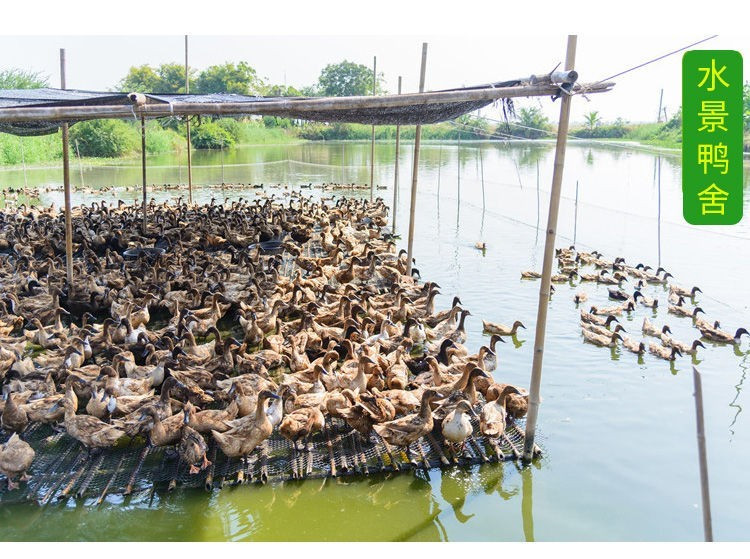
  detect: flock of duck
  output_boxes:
[0,194,528,491]
[0,183,384,205]
[522,246,748,362]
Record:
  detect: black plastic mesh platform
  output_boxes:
[0,415,532,505]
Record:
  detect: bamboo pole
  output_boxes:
[535,158,540,244]
[479,145,485,210]
[692,366,713,541]
[0,82,614,124]
[141,115,147,235]
[657,156,662,267]
[60,48,74,289]
[220,136,225,184]
[406,43,428,277]
[573,180,579,245]
[457,131,461,200]
[370,56,376,201]
[657,88,664,123]
[74,139,84,188]
[185,35,193,205]
[437,144,442,196]
[392,76,402,232]
[523,35,578,461]
[19,138,27,187]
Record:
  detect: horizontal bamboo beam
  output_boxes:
[0,81,614,124]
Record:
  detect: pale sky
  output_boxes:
[1,34,748,126]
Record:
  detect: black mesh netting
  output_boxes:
[0,414,532,505]
[0,81,522,136]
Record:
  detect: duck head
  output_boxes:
[455,400,479,419]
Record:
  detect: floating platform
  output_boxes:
[0,415,537,505]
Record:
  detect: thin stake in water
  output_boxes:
[693,366,713,542]
[573,179,579,245]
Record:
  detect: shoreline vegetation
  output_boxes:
[1,64,748,169]
[0,115,694,169]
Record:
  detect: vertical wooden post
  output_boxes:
[19,138,27,188]
[523,35,577,461]
[479,145,485,210]
[457,130,461,198]
[573,180,579,245]
[185,35,193,205]
[657,88,664,123]
[657,156,662,267]
[141,115,147,234]
[392,76,402,232]
[220,136,225,185]
[60,48,74,288]
[437,144,442,196]
[535,159,541,238]
[74,139,84,188]
[406,43,428,276]
[693,366,713,542]
[370,56,377,201]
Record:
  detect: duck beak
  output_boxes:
[268,392,281,401]
[183,409,190,425]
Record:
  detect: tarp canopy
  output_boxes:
[0,74,614,136]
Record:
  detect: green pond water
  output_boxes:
[0,140,749,541]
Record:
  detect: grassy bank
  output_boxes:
[0,118,302,167]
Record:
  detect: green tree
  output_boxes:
[317,60,385,97]
[583,111,601,131]
[299,84,320,97]
[195,62,265,95]
[69,120,139,157]
[156,63,193,93]
[117,63,196,93]
[455,114,491,138]
[0,68,49,89]
[518,107,549,129]
[190,121,234,149]
[264,84,302,97]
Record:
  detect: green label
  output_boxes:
[682,50,743,225]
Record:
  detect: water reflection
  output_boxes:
[520,465,535,542]
[515,144,552,170]
[729,349,748,437]
[440,468,476,524]
[477,463,518,501]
